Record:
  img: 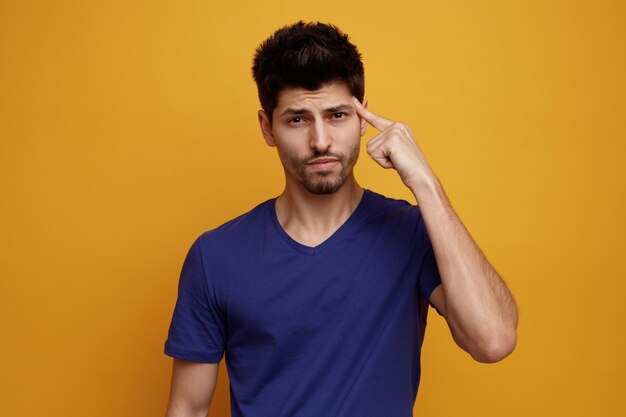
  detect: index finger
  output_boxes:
[352,97,394,131]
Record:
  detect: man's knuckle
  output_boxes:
[390,123,405,133]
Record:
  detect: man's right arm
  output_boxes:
[165,358,220,417]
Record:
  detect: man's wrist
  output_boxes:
[410,174,449,209]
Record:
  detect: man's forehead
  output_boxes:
[275,82,353,111]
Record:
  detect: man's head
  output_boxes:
[252,21,364,125]
[253,22,367,195]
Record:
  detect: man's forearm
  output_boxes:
[412,175,518,362]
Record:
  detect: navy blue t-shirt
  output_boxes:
[165,189,442,417]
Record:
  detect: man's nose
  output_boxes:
[309,121,332,152]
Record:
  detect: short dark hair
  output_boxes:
[252,21,364,123]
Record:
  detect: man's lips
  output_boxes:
[308,157,339,165]
[307,157,339,170]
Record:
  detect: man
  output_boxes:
[164,21,518,417]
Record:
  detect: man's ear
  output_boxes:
[258,110,276,147]
[360,98,368,137]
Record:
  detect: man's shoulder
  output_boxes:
[196,198,274,246]
[359,189,428,242]
[363,188,421,218]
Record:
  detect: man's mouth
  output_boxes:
[308,157,339,165]
[307,157,340,170]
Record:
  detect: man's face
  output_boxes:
[259,82,367,194]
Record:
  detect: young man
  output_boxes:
[164,21,518,417]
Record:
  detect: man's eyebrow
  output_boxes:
[325,104,353,113]
[279,104,354,117]
[279,107,311,117]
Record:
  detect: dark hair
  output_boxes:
[252,21,364,123]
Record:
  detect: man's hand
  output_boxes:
[353,97,437,195]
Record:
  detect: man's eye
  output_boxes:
[289,117,302,124]
[333,112,345,119]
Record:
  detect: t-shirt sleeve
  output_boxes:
[164,236,226,363]
[416,208,442,303]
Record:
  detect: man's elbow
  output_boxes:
[470,329,517,363]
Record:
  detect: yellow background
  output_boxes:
[1,1,624,415]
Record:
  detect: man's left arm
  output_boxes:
[353,98,518,363]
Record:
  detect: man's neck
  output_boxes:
[275,176,364,247]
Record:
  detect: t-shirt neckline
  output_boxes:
[269,189,372,255]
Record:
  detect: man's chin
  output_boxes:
[305,185,341,195]
[302,175,345,195]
